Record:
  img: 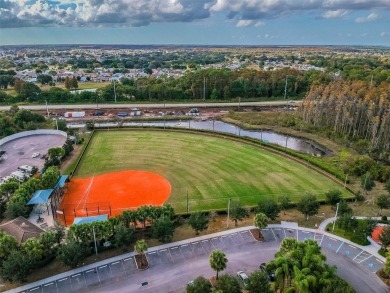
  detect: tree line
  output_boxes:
[300,80,390,163]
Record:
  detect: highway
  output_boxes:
[0,100,299,111]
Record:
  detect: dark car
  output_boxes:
[260,263,275,281]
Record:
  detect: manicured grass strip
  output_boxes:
[74,130,352,213]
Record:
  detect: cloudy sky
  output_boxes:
[1,0,389,46]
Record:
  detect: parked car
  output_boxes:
[237,271,249,286]
[32,152,40,158]
[260,263,275,281]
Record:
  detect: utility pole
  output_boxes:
[203,76,206,100]
[93,226,98,256]
[227,198,231,228]
[344,174,348,189]
[284,75,288,100]
[113,80,117,103]
[55,118,58,130]
[186,191,189,215]
[332,202,339,232]
[45,100,49,117]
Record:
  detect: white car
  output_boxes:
[32,152,40,158]
[237,271,249,286]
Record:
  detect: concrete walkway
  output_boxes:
[5,219,387,293]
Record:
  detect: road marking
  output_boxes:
[171,246,178,249]
[111,261,120,265]
[336,242,344,253]
[124,257,133,261]
[231,233,237,235]
[348,245,356,248]
[72,273,81,277]
[302,231,310,234]
[270,228,277,241]
[148,252,156,255]
[182,244,188,247]
[58,278,68,282]
[358,255,372,264]
[353,250,364,261]
[29,287,40,291]
[160,249,167,252]
[85,269,95,273]
[319,234,325,246]
[202,240,208,243]
[329,237,338,241]
[274,228,281,230]
[377,259,384,263]
[99,265,107,269]
[44,283,53,287]
[192,242,199,244]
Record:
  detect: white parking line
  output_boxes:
[124,257,133,261]
[58,278,68,282]
[171,246,178,249]
[192,242,199,244]
[302,231,310,234]
[348,245,356,248]
[336,242,344,253]
[319,234,325,246]
[160,249,167,252]
[29,287,40,291]
[353,250,364,261]
[99,265,107,269]
[270,228,277,241]
[231,233,237,235]
[377,259,384,263]
[358,255,372,264]
[111,261,120,265]
[201,240,208,243]
[182,244,188,247]
[72,273,81,277]
[148,252,156,255]
[44,283,53,287]
[329,237,338,241]
[85,269,95,273]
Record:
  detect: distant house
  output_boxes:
[0,216,45,244]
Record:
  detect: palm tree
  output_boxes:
[253,213,268,238]
[134,239,148,267]
[292,267,317,293]
[209,249,228,280]
[273,256,293,291]
[137,205,151,229]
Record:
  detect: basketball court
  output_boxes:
[57,170,171,225]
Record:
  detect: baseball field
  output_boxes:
[63,129,351,214]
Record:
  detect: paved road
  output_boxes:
[8,225,387,293]
[0,101,299,111]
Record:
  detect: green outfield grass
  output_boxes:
[74,130,352,213]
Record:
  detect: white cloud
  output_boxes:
[1,0,389,28]
[381,32,389,37]
[355,12,378,23]
[322,9,348,19]
[236,19,265,27]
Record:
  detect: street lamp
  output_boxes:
[332,202,340,232]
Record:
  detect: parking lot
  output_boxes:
[17,227,384,293]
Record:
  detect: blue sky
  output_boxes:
[1,0,389,46]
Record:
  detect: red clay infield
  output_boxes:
[371,225,385,245]
[58,170,171,225]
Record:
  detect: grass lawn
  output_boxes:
[74,130,352,213]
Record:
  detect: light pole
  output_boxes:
[332,202,339,232]
[92,226,98,256]
[227,198,231,228]
[113,80,117,103]
[284,75,289,100]
[45,100,49,117]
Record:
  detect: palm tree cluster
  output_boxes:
[267,238,355,293]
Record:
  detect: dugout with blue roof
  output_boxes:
[73,214,108,225]
[54,175,69,189]
[27,189,54,205]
